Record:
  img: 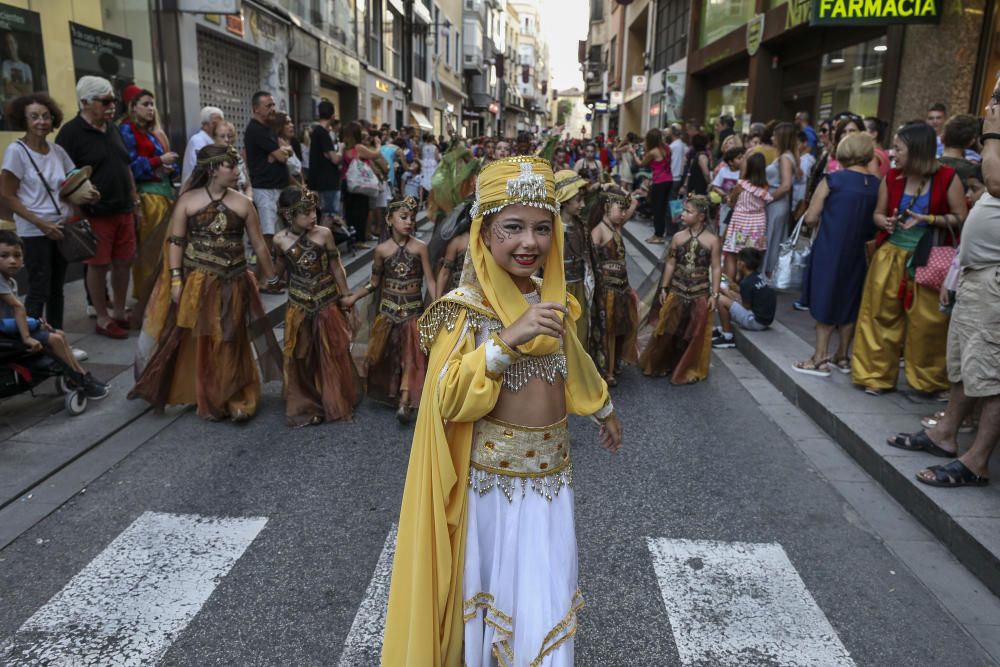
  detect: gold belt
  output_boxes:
[183,247,247,279]
[469,416,572,502]
[289,280,341,312]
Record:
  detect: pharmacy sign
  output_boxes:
[811,0,941,26]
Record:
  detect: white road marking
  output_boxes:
[647,537,854,666]
[0,511,267,666]
[337,524,397,667]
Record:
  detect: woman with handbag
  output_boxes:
[792,133,880,377]
[119,86,178,303]
[0,93,97,331]
[852,123,967,396]
[341,121,381,248]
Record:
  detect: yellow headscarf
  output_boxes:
[554,169,585,204]
[466,155,565,357]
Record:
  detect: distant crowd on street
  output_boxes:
[0,71,997,491]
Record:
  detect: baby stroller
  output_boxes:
[0,337,89,416]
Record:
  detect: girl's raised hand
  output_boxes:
[499,301,567,348]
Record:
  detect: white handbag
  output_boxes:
[346,157,380,197]
[774,215,811,290]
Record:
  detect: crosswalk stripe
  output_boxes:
[337,524,397,667]
[647,537,855,666]
[0,511,267,666]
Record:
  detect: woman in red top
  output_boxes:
[852,123,967,396]
[638,128,673,244]
[119,86,179,309]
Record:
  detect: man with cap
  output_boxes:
[181,105,224,184]
[55,75,137,339]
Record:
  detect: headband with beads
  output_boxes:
[196,145,239,168]
[278,189,319,221]
[387,196,419,214]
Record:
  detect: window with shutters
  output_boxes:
[197,30,259,149]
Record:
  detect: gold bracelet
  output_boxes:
[490,331,523,360]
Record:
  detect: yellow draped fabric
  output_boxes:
[133,192,173,300]
[381,157,610,667]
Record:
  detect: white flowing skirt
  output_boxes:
[463,482,582,667]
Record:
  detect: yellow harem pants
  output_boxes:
[133,192,173,300]
[851,242,949,393]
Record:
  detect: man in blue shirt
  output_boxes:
[795,111,818,155]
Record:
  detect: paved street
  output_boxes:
[0,344,996,665]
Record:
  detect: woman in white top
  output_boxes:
[0,93,96,330]
[419,131,440,201]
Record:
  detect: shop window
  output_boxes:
[414,24,428,81]
[590,0,603,22]
[705,80,749,133]
[367,0,383,70]
[700,0,754,49]
[654,0,689,72]
[816,36,886,121]
[976,6,1000,110]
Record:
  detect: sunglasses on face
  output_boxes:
[94,97,116,106]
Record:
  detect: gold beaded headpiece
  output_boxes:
[470,155,559,219]
[278,189,319,221]
[195,145,239,168]
[685,194,711,216]
[600,189,630,209]
[387,196,419,214]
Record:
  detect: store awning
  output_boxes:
[409,108,434,131]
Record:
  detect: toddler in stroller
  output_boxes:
[0,232,108,412]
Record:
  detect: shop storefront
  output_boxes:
[685,0,995,137]
[319,42,360,122]
[185,2,290,146]
[0,0,158,147]
[365,70,403,129]
[409,78,434,135]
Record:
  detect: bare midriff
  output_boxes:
[488,376,567,427]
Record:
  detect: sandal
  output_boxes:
[886,431,956,458]
[646,236,666,244]
[792,358,831,378]
[916,460,989,488]
[864,386,886,396]
[830,357,852,374]
[605,376,618,387]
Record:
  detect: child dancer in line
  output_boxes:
[381,155,622,667]
[343,196,435,421]
[589,186,640,386]
[722,152,772,281]
[435,213,470,296]
[272,186,359,427]
[639,195,721,384]
[554,169,595,348]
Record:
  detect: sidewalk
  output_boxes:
[0,230,393,548]
[621,216,1000,599]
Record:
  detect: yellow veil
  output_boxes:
[382,157,576,666]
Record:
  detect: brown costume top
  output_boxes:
[378,244,424,323]
[183,200,247,279]
[669,233,711,300]
[283,234,341,313]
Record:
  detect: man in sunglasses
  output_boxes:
[55,75,138,339]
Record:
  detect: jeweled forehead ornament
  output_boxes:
[470,156,560,219]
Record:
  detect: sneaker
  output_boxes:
[81,373,110,400]
[72,348,89,362]
[792,301,809,311]
[712,334,735,349]
[711,326,724,340]
[86,305,97,318]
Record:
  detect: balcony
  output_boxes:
[463,0,487,27]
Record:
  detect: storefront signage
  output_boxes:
[785,0,811,28]
[649,103,661,117]
[609,91,624,105]
[811,0,941,26]
[631,75,647,93]
[320,43,360,87]
[375,79,391,93]
[593,101,609,113]
[746,14,765,56]
[226,12,244,36]
[289,27,319,68]
[68,22,134,104]
[0,4,47,130]
[178,0,241,12]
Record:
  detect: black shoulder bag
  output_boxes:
[16,141,97,263]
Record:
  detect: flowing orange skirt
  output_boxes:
[283,302,361,426]
[639,292,713,384]
[129,269,280,420]
[365,314,427,407]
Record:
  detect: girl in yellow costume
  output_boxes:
[381,156,623,667]
[129,145,282,421]
[553,170,594,347]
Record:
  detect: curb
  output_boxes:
[730,320,1000,599]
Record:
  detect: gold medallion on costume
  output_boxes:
[208,206,228,236]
